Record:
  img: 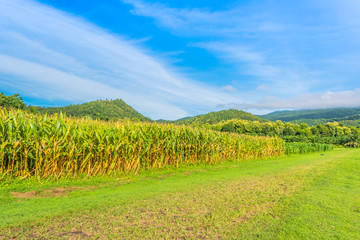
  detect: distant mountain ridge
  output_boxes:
[260,107,360,122]
[171,109,268,125]
[37,99,151,122]
[4,92,360,126]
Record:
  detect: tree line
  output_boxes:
[210,119,360,147]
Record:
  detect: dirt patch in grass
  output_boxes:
[159,173,174,179]
[11,191,38,199]
[11,186,94,199]
[56,230,92,239]
[42,187,86,197]
[183,169,207,176]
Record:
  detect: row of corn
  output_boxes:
[0,108,286,179]
[285,142,334,155]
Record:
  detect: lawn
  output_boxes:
[0,148,359,239]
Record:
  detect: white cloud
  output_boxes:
[194,42,264,62]
[230,89,360,110]
[0,0,245,120]
[0,54,126,101]
[256,84,270,92]
[326,0,360,28]
[221,85,237,92]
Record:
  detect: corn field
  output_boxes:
[285,142,334,155]
[0,108,286,180]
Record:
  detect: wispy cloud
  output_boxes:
[221,85,237,93]
[122,0,360,111]
[2,0,359,119]
[224,89,360,110]
[193,42,315,96]
[121,0,320,96]
[122,0,285,37]
[0,0,245,120]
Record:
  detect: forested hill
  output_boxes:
[172,109,268,125]
[37,99,151,122]
[260,108,360,122]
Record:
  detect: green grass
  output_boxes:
[0,149,359,239]
[275,149,360,239]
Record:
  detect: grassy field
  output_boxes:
[0,148,359,239]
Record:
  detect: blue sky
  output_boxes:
[1,0,360,120]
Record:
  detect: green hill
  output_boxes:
[261,108,360,122]
[37,99,151,122]
[173,109,268,125]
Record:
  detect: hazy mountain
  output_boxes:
[260,108,360,122]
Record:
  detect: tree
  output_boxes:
[0,92,26,109]
[221,122,235,132]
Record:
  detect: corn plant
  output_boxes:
[285,142,334,155]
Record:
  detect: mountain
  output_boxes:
[290,114,360,126]
[37,99,151,122]
[172,109,268,125]
[260,108,360,122]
